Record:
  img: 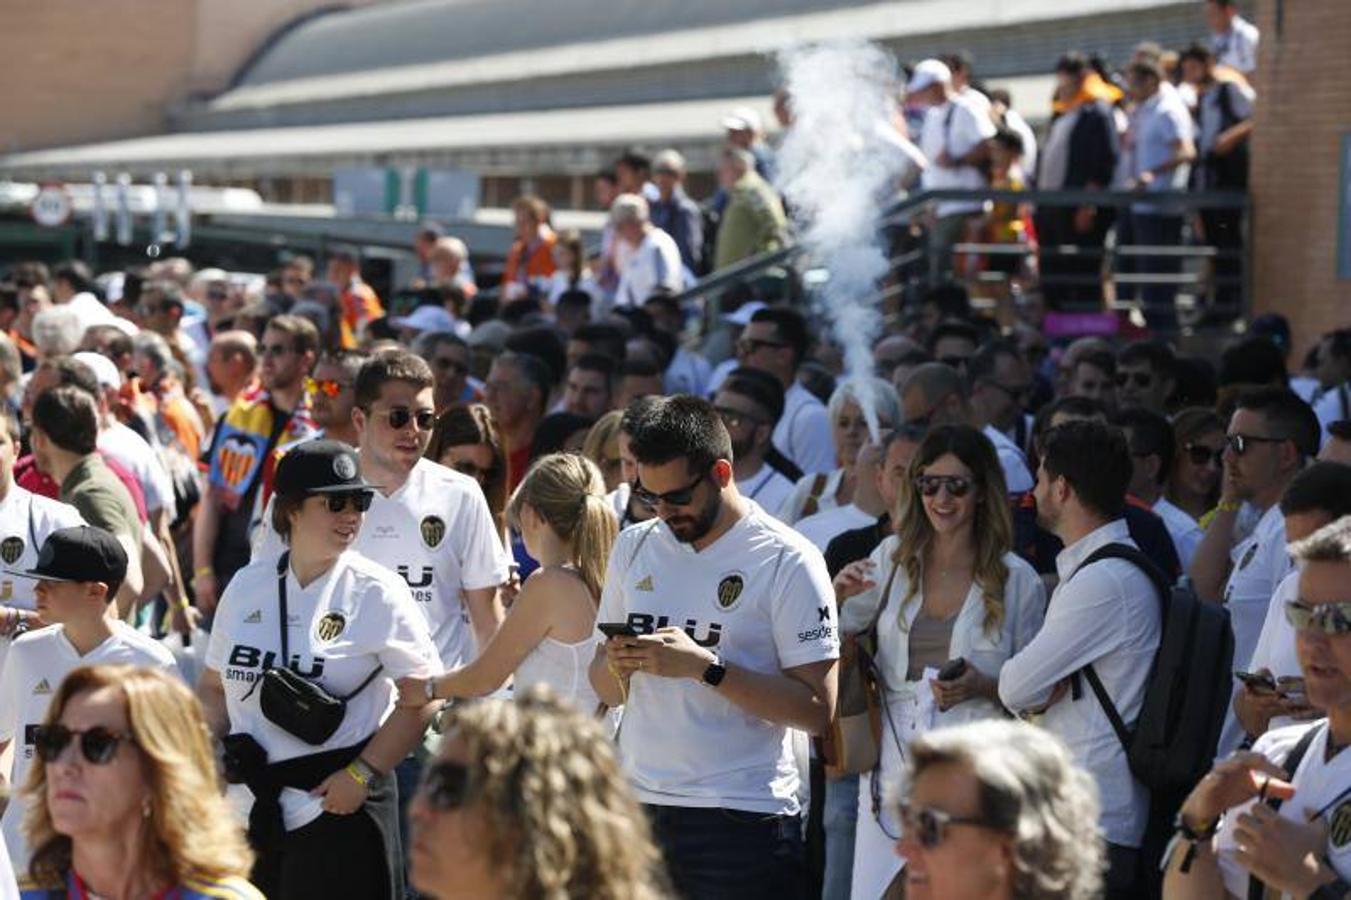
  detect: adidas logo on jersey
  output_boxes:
[244,610,262,624]
[33,679,51,695]
[635,575,654,592]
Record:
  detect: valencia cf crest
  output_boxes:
[0,537,23,566]
[1330,800,1351,848]
[715,574,745,611]
[316,612,347,643]
[420,515,446,549]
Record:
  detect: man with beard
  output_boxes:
[589,395,838,900]
[713,367,796,518]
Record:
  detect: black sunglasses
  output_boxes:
[1284,600,1351,636]
[1226,433,1286,456]
[35,724,134,765]
[634,471,707,508]
[914,474,973,498]
[373,407,436,431]
[420,760,471,811]
[714,407,765,430]
[1183,442,1225,467]
[322,491,374,514]
[898,803,998,849]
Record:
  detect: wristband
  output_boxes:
[1215,500,1241,514]
[1172,810,1219,873]
[425,677,438,703]
[194,566,214,579]
[344,762,370,789]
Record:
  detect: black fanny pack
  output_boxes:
[246,552,382,746]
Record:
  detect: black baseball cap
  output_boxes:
[9,526,128,586]
[273,440,372,497]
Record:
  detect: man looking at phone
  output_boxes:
[588,395,838,900]
[1237,462,1351,742]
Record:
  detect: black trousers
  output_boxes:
[645,804,805,900]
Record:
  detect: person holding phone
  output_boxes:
[834,424,1045,898]
[397,453,616,715]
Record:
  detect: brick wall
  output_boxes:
[1249,0,1351,359]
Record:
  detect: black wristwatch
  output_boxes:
[701,654,727,688]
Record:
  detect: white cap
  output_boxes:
[391,305,456,334]
[721,106,762,133]
[724,300,766,326]
[72,352,122,390]
[907,59,952,94]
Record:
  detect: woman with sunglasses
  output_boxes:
[893,719,1103,900]
[22,664,263,899]
[425,403,508,538]
[396,453,616,716]
[782,378,900,524]
[407,686,670,900]
[199,440,440,900]
[1166,407,1226,523]
[833,424,1046,898]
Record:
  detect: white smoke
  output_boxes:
[774,41,905,442]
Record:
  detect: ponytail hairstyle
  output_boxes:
[508,453,617,601]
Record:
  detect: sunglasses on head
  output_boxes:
[305,377,348,398]
[321,491,373,514]
[1116,372,1153,388]
[898,803,996,849]
[419,760,471,811]
[1226,433,1287,456]
[914,474,973,498]
[374,407,436,431]
[34,724,134,765]
[1184,442,1225,467]
[1284,600,1351,636]
[634,471,707,508]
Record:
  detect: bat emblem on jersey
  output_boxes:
[0,537,23,565]
[716,574,745,610]
[316,612,347,643]
[1331,800,1351,848]
[333,455,358,480]
[420,516,446,549]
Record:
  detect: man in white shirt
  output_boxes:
[1190,388,1321,754]
[737,307,835,475]
[713,367,798,518]
[610,194,684,311]
[1310,329,1351,445]
[0,526,176,876]
[1118,408,1204,569]
[1163,515,1351,900]
[793,442,885,553]
[589,396,838,900]
[968,340,1036,482]
[900,361,1034,494]
[910,58,996,277]
[1000,420,1161,898]
[1205,0,1260,74]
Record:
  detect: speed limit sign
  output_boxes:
[30,184,73,227]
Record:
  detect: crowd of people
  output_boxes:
[0,2,1346,899]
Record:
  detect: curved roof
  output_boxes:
[238,0,874,86]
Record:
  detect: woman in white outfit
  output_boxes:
[833,424,1046,898]
[398,453,616,714]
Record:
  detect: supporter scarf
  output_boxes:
[1051,71,1124,115]
[207,386,316,512]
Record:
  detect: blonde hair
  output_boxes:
[441,687,670,900]
[25,665,254,890]
[892,424,1012,635]
[508,453,616,599]
[581,412,623,474]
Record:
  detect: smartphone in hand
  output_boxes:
[937,658,967,681]
[598,622,640,640]
[1235,670,1277,693]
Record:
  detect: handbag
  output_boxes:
[248,552,383,746]
[821,561,900,776]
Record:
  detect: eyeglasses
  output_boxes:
[1184,442,1225,467]
[419,760,471,811]
[914,474,973,498]
[305,377,349,398]
[897,803,998,849]
[321,491,373,514]
[433,356,468,377]
[34,724,135,765]
[737,337,789,356]
[1226,433,1287,456]
[1284,600,1351,636]
[634,471,707,508]
[370,407,436,431]
[260,343,294,358]
[1117,371,1153,389]
[715,406,764,430]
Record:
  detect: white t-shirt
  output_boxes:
[665,348,711,398]
[1314,382,1350,446]
[254,458,510,669]
[794,503,874,554]
[774,382,836,476]
[1153,496,1204,571]
[781,468,846,525]
[1248,570,1303,734]
[98,422,174,517]
[595,502,839,814]
[982,425,1034,494]
[737,464,796,522]
[919,95,997,217]
[1216,721,1351,899]
[0,487,84,612]
[206,551,438,832]
[1211,13,1260,74]
[0,621,175,875]
[614,228,684,310]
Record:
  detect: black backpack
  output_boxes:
[1072,543,1234,796]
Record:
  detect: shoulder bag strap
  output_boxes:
[276,552,290,670]
[1247,723,1324,900]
